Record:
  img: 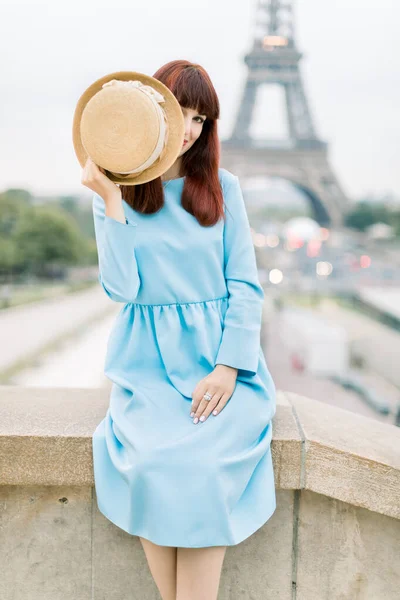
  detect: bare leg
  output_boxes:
[139,537,177,600]
[176,546,227,600]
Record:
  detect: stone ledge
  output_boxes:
[0,385,399,520]
[286,391,400,520]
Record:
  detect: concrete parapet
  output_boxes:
[0,386,399,599]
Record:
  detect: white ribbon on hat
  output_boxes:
[101,79,167,175]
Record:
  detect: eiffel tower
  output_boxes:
[221,0,348,226]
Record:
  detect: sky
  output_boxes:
[0,0,398,200]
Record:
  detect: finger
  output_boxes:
[190,383,213,416]
[212,392,232,416]
[193,390,219,423]
[192,398,215,422]
[198,392,224,422]
[190,388,202,416]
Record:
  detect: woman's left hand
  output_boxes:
[190,364,238,423]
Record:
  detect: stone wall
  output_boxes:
[0,386,399,599]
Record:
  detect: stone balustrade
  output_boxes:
[0,385,399,599]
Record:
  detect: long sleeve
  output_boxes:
[214,175,264,377]
[92,193,141,303]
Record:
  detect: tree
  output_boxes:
[0,239,18,273]
[0,189,33,204]
[344,201,393,232]
[0,190,32,277]
[59,195,95,238]
[0,191,31,237]
[14,206,86,278]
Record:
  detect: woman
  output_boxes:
[82,60,277,600]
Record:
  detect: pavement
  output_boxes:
[263,300,400,426]
[0,285,117,376]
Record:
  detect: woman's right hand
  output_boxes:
[81,157,122,202]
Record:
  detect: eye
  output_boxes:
[194,116,205,124]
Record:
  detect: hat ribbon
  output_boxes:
[101,79,167,175]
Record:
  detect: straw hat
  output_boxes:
[72,70,185,185]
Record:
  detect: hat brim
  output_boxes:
[72,71,185,185]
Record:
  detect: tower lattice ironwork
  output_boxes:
[221,0,348,226]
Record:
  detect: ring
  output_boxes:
[203,392,212,402]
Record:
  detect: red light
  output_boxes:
[360,255,371,268]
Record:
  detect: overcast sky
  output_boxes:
[0,0,398,200]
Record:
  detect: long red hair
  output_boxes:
[119,60,224,227]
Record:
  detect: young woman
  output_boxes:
[82,60,277,600]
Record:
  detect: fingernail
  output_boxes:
[200,415,206,422]
[190,412,194,417]
[213,410,218,415]
[193,417,199,424]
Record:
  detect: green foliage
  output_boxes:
[84,238,99,264]
[13,206,85,275]
[60,195,79,215]
[0,188,98,278]
[0,191,30,238]
[0,189,33,205]
[0,191,32,273]
[344,201,399,232]
[0,238,18,269]
[59,195,95,238]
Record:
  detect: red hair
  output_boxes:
[119,60,224,227]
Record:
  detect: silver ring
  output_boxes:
[203,392,212,402]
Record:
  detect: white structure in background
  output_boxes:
[365,222,395,240]
[280,308,349,376]
[358,287,400,322]
[281,216,321,241]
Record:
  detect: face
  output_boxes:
[178,106,207,156]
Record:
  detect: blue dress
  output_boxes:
[92,167,277,548]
